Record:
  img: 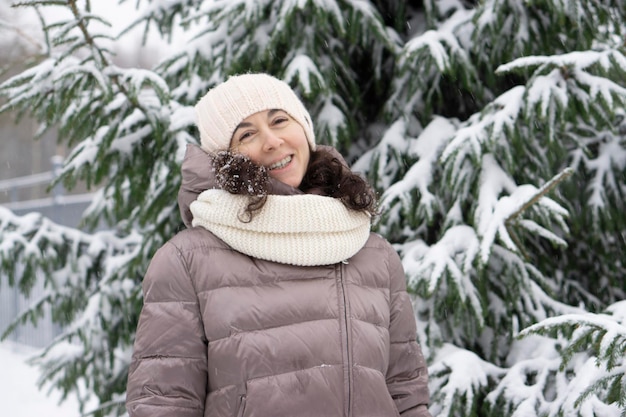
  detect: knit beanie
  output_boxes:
[195,73,316,153]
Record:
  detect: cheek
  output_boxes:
[301,148,311,170]
[296,132,311,160]
[235,145,262,164]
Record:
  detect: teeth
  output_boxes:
[268,156,292,170]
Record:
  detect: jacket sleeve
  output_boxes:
[385,245,431,417]
[126,242,208,417]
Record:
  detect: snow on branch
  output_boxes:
[429,343,505,417]
[344,0,394,45]
[388,20,478,120]
[579,129,626,214]
[475,157,571,263]
[121,0,196,35]
[0,56,76,113]
[496,50,626,134]
[382,117,455,220]
[495,50,626,74]
[487,330,624,416]
[440,86,525,171]
[281,0,342,24]
[0,201,142,414]
[518,302,626,413]
[0,205,141,333]
[524,68,568,123]
[402,29,459,71]
[401,225,483,324]
[317,95,348,147]
[1,0,176,170]
[108,66,171,100]
[574,67,626,110]
[521,305,626,370]
[487,344,563,416]
[284,54,324,95]
[354,119,409,189]
[489,246,581,321]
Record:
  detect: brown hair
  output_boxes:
[299,147,378,215]
[212,148,378,222]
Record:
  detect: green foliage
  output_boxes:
[519,302,626,415]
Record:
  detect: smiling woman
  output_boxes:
[125,73,432,417]
[231,109,311,188]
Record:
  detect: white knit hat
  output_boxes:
[195,73,316,153]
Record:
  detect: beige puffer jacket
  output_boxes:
[126,145,431,417]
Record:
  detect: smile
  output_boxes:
[268,155,292,170]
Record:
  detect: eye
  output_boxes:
[272,115,289,125]
[238,131,254,142]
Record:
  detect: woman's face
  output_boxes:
[231,109,311,188]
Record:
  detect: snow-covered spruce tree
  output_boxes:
[357,1,626,416]
[0,1,624,417]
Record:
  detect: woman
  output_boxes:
[126,73,431,417]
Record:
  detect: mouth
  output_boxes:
[267,155,292,171]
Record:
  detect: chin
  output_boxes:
[273,176,300,188]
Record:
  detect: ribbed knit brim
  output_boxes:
[195,73,316,153]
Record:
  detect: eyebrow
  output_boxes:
[233,109,283,132]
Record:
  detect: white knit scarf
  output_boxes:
[190,189,371,266]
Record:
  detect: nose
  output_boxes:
[261,129,283,152]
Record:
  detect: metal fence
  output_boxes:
[0,156,95,348]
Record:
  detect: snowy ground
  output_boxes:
[1,341,82,417]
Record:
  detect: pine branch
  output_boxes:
[505,166,573,223]
[63,0,153,114]
[518,306,626,412]
[429,344,505,417]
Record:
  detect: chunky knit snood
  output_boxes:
[190,189,371,266]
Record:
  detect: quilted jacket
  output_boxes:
[125,144,431,417]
